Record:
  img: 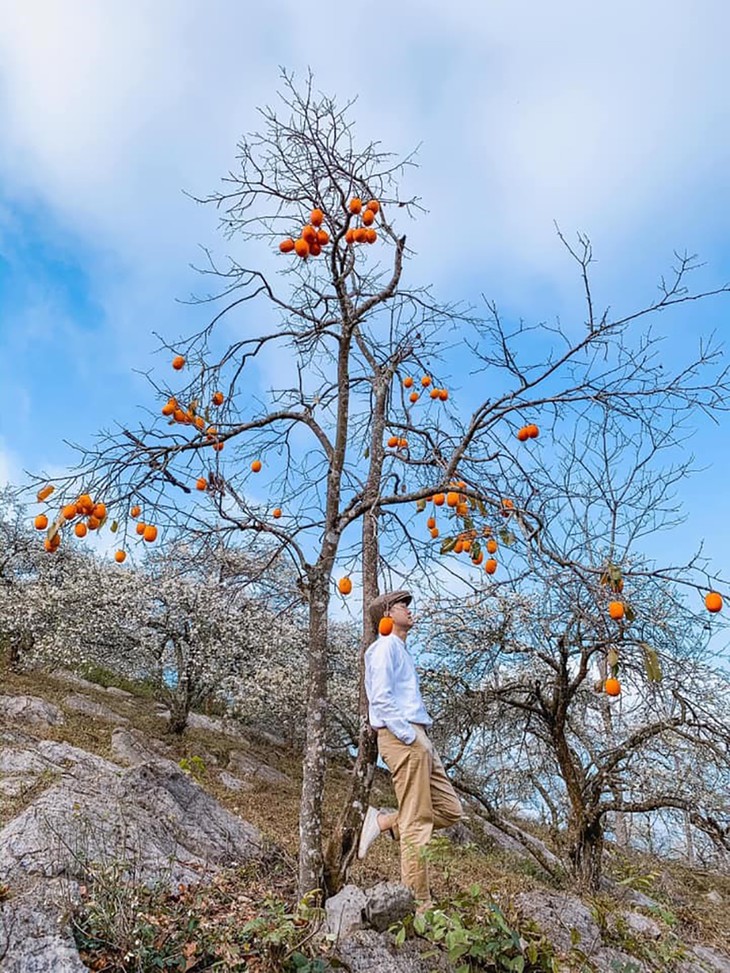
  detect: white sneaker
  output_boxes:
[357,806,381,860]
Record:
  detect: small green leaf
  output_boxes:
[440,536,457,554]
[416,498,427,512]
[607,647,619,668]
[624,604,636,623]
[499,529,516,547]
[110,520,118,533]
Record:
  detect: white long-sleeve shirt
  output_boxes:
[364,633,432,745]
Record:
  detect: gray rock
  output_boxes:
[156,708,245,739]
[218,770,252,793]
[110,727,174,767]
[514,890,602,957]
[686,945,730,973]
[0,695,64,727]
[705,890,723,905]
[363,882,416,932]
[0,759,265,889]
[443,820,477,846]
[247,726,289,749]
[475,817,560,866]
[600,877,659,910]
[324,884,367,940]
[608,909,663,940]
[228,750,291,787]
[0,777,30,797]
[0,741,119,803]
[0,879,88,972]
[335,928,454,973]
[0,755,269,971]
[62,693,129,724]
[590,946,648,972]
[0,749,49,775]
[187,711,241,736]
[51,669,105,692]
[104,686,133,698]
[36,740,121,775]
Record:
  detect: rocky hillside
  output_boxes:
[1,664,729,972]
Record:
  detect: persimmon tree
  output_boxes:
[418,403,730,891]
[33,73,730,898]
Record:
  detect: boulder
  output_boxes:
[52,670,106,693]
[684,945,730,973]
[0,740,120,802]
[608,909,663,940]
[0,756,268,971]
[0,695,64,727]
[514,890,602,957]
[36,740,121,775]
[0,879,87,973]
[590,946,649,972]
[227,750,291,787]
[335,928,454,973]
[0,777,31,797]
[104,686,133,698]
[363,881,416,932]
[156,707,246,739]
[0,759,264,888]
[0,748,49,776]
[62,693,129,724]
[219,770,252,793]
[442,820,477,846]
[475,817,560,866]
[323,883,367,940]
[110,727,174,767]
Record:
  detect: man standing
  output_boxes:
[358,589,462,908]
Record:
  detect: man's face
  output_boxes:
[389,599,414,631]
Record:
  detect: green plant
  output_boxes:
[606,913,687,971]
[391,884,557,973]
[71,858,330,972]
[72,857,208,971]
[178,755,207,779]
[78,663,157,698]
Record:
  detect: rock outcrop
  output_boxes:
[0,716,268,972]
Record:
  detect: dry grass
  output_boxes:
[1,660,729,962]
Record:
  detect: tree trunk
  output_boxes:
[322,371,389,895]
[597,688,629,849]
[569,816,604,892]
[322,552,379,894]
[165,640,190,735]
[3,630,32,670]
[551,693,604,892]
[167,699,189,735]
[298,572,330,899]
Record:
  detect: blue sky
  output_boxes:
[1,1,730,595]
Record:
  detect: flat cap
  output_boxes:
[369,589,412,626]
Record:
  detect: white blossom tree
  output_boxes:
[419,403,730,891]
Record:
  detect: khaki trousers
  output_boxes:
[377,724,462,902]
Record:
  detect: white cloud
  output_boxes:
[2,0,728,293]
[1,0,729,549]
